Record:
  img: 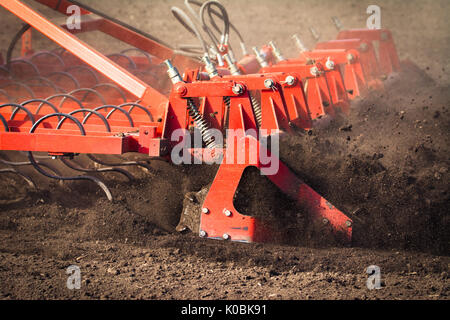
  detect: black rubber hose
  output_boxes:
[65,0,173,49]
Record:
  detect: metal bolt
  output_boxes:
[223,209,232,217]
[202,207,209,214]
[223,233,230,240]
[175,84,187,96]
[347,54,355,63]
[325,57,335,70]
[310,66,320,77]
[346,220,352,227]
[232,83,244,95]
[284,75,296,86]
[199,230,207,238]
[264,78,275,89]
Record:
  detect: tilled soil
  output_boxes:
[0,0,449,300]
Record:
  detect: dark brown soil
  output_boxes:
[280,62,449,254]
[0,0,449,300]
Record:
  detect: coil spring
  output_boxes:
[223,94,261,129]
[187,98,221,148]
[250,93,262,127]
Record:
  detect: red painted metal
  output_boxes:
[336,29,401,75]
[315,39,383,89]
[0,0,357,245]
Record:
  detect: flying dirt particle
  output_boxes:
[269,270,281,277]
[107,267,120,275]
[339,124,353,132]
[372,153,384,160]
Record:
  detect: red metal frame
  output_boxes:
[0,0,358,244]
[336,29,401,75]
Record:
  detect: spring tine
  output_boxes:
[0,89,12,102]
[0,81,36,100]
[0,103,36,123]
[0,168,36,205]
[30,50,66,68]
[27,113,113,200]
[93,105,134,127]
[0,65,12,78]
[8,58,40,77]
[0,167,36,189]
[17,151,52,160]
[120,48,153,65]
[91,83,127,103]
[28,152,113,201]
[59,157,134,181]
[21,99,60,118]
[68,88,108,106]
[118,102,154,122]
[43,93,85,111]
[107,53,137,70]
[30,112,85,134]
[86,154,156,175]
[0,113,9,131]
[65,65,99,85]
[57,108,111,132]
[46,71,81,90]
[50,47,67,57]
[22,76,60,94]
[0,157,64,186]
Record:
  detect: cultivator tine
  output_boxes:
[0,167,36,189]
[28,151,113,201]
[0,157,64,186]
[0,168,36,205]
[59,156,134,181]
[86,154,156,175]
[65,65,99,86]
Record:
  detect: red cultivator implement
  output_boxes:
[0,0,406,245]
